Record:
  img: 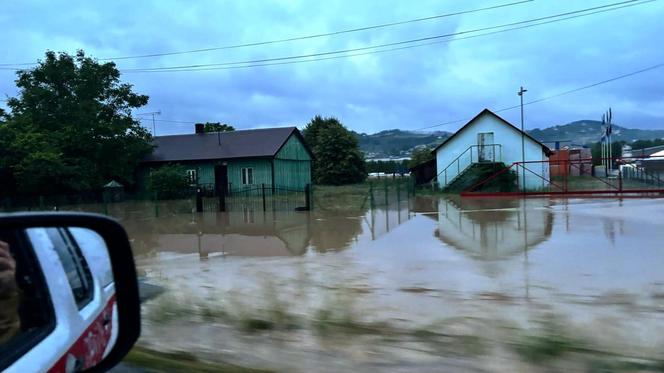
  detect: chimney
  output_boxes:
[195,123,205,134]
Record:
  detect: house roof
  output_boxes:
[432,109,553,156]
[141,127,312,163]
[103,180,123,188]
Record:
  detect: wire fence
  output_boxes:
[0,183,312,216]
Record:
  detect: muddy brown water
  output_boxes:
[110,196,664,372]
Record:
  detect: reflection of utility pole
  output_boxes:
[518,87,527,193]
[522,199,530,301]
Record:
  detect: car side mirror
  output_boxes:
[0,212,140,372]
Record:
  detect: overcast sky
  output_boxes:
[1,0,663,135]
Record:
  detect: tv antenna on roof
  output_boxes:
[137,110,161,135]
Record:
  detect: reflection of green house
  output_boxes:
[138,125,312,195]
[129,209,313,257]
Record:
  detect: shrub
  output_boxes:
[148,164,191,199]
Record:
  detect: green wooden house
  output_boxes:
[138,125,312,195]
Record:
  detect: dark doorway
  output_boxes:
[215,165,228,196]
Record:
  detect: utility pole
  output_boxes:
[601,113,607,175]
[518,86,527,192]
[607,107,613,174]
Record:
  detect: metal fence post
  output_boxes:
[369,182,375,211]
[383,179,388,207]
[310,184,314,211]
[196,188,203,212]
[154,192,159,217]
[619,168,623,192]
[262,183,266,212]
[304,184,311,211]
[396,180,401,204]
[219,189,226,212]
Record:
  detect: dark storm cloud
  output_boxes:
[1,0,663,135]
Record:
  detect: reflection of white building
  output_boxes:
[433,109,552,191]
[435,197,552,260]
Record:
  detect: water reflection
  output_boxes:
[125,200,412,258]
[128,209,313,258]
[435,197,553,260]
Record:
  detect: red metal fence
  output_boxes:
[461,155,664,198]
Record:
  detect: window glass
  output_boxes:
[242,168,254,185]
[186,169,197,184]
[248,168,253,184]
[46,228,93,309]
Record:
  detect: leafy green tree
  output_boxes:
[408,147,435,168]
[200,122,235,132]
[630,138,664,150]
[147,164,191,199]
[303,116,366,185]
[589,141,625,166]
[365,160,409,174]
[0,50,152,195]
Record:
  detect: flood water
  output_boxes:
[116,196,664,372]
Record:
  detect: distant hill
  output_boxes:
[528,120,664,145]
[354,129,450,159]
[358,122,664,158]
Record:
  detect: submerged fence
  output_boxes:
[0,183,312,215]
[0,177,426,218]
[196,184,311,213]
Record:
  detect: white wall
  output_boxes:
[435,112,549,191]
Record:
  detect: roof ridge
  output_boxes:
[153,126,296,138]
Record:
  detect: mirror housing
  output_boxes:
[0,212,140,372]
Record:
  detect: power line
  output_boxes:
[0,0,654,74]
[0,0,533,67]
[416,61,664,130]
[122,0,654,73]
[139,61,664,132]
[138,117,197,124]
[124,0,655,74]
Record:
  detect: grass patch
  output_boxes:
[124,346,272,373]
[586,357,664,373]
[511,317,583,363]
[145,293,191,324]
[227,281,302,332]
[240,318,276,332]
[311,286,389,335]
[196,301,229,322]
[412,318,488,356]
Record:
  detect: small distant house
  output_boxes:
[138,125,313,195]
[432,109,552,191]
[549,147,593,177]
[642,149,664,180]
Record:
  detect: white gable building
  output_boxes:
[433,109,552,191]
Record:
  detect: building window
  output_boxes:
[241,168,253,185]
[186,169,197,184]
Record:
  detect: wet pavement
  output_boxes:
[111,195,664,372]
